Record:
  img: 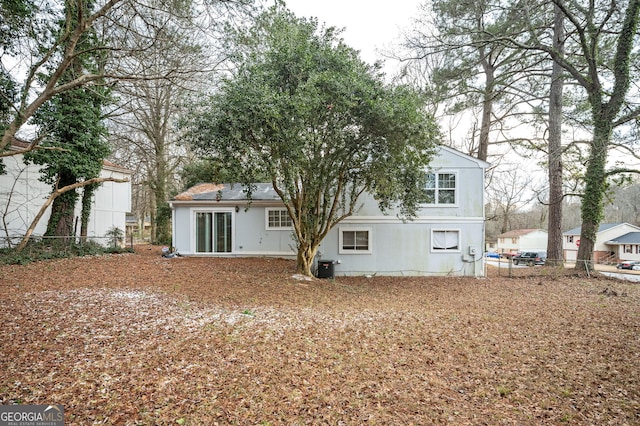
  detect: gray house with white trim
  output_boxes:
[170,146,489,277]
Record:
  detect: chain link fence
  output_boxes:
[485,257,637,279]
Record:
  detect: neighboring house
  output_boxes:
[170,146,490,277]
[496,229,548,256]
[0,144,132,247]
[563,223,640,263]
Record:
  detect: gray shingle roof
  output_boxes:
[606,232,640,244]
[564,223,625,235]
[174,183,281,201]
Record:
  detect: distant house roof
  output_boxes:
[564,223,627,235]
[103,160,133,174]
[606,232,640,244]
[497,229,546,238]
[173,183,281,202]
[9,138,132,173]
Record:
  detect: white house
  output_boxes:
[0,145,132,247]
[170,146,490,277]
[564,223,640,263]
[496,229,548,256]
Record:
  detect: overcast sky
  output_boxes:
[283,1,424,68]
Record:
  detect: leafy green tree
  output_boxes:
[183,6,441,276]
[179,158,270,190]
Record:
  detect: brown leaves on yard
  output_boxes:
[1,246,639,425]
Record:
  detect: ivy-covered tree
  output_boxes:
[25,0,110,240]
[502,0,640,270]
[182,6,441,276]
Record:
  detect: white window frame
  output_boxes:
[422,171,458,206]
[191,208,235,254]
[339,227,372,254]
[431,229,461,253]
[265,208,293,230]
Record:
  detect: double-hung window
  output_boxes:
[423,172,457,205]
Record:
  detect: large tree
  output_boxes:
[25,0,111,240]
[505,0,640,270]
[183,6,441,276]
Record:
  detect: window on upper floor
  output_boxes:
[422,172,456,205]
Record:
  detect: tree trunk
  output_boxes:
[296,241,319,277]
[45,170,78,243]
[546,6,565,267]
[575,123,610,271]
[478,52,495,162]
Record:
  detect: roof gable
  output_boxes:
[564,222,638,235]
[434,146,490,169]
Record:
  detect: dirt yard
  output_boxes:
[1,245,638,425]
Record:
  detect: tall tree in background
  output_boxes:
[183,6,441,276]
[545,5,565,266]
[404,0,547,162]
[107,0,255,244]
[109,11,200,244]
[25,0,111,240]
[506,0,640,270]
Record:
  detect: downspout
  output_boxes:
[169,201,175,251]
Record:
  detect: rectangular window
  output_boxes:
[266,208,292,229]
[339,228,371,254]
[422,172,456,205]
[432,230,460,252]
[625,245,632,254]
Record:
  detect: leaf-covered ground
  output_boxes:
[1,245,639,425]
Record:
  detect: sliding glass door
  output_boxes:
[196,211,232,253]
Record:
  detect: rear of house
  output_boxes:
[170,146,489,277]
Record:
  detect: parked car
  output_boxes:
[500,252,518,259]
[616,260,640,270]
[512,251,547,266]
[485,252,500,259]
